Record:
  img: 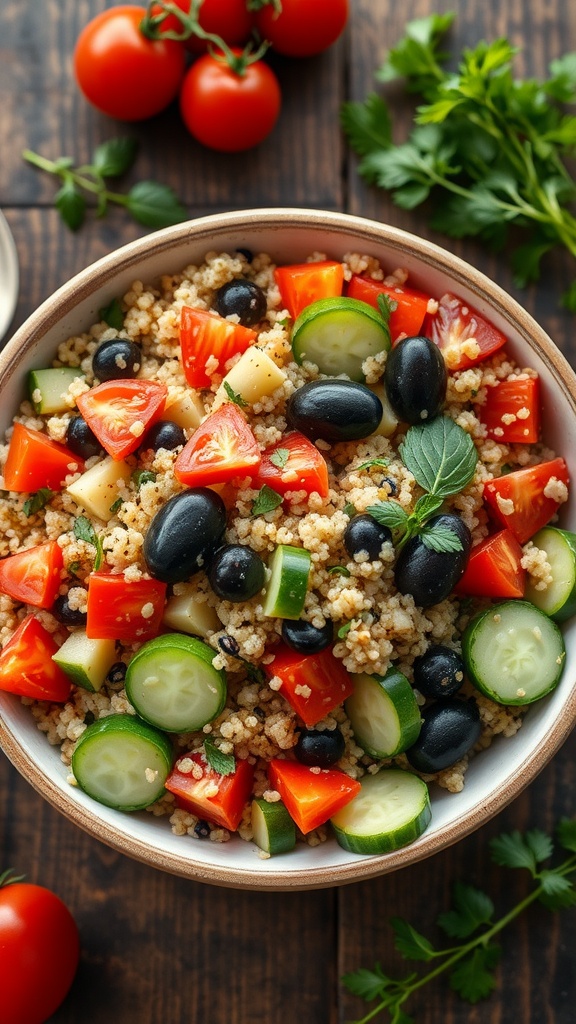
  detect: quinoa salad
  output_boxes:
[0,246,571,859]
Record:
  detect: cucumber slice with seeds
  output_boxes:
[262,544,311,619]
[346,668,422,758]
[71,714,172,811]
[125,633,226,732]
[462,599,565,705]
[525,527,576,623]
[291,297,391,381]
[28,367,85,414]
[331,768,431,854]
[251,798,296,855]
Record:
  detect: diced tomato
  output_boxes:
[174,402,261,487]
[86,572,167,643]
[0,542,64,610]
[347,275,431,343]
[3,423,84,493]
[165,752,254,831]
[423,293,508,371]
[0,614,71,702]
[255,431,329,500]
[455,529,526,599]
[269,758,361,834]
[76,379,167,460]
[477,376,541,444]
[275,260,344,319]
[179,306,257,389]
[483,457,569,545]
[264,643,354,726]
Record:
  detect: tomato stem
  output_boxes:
[0,868,26,888]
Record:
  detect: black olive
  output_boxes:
[394,514,471,607]
[286,380,383,443]
[344,514,392,560]
[413,645,465,699]
[281,618,334,654]
[236,248,254,263]
[107,662,127,686]
[52,592,87,627]
[143,488,226,584]
[141,420,186,452]
[65,416,102,459]
[218,634,240,657]
[92,338,141,381]
[405,698,481,773]
[384,335,447,425]
[214,278,267,326]
[194,820,211,838]
[294,727,346,767]
[208,544,266,602]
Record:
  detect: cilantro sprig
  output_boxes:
[22,138,187,231]
[341,13,576,308]
[343,819,576,1023]
[366,416,477,550]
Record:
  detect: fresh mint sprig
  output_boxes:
[343,819,576,1023]
[22,138,187,231]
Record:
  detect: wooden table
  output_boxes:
[1,2,575,1021]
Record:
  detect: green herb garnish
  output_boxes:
[109,497,123,515]
[328,566,352,578]
[204,737,236,777]
[223,381,249,408]
[341,13,576,308]
[269,447,290,469]
[132,469,157,488]
[343,502,358,518]
[22,488,55,517]
[74,515,104,571]
[251,485,283,517]
[343,818,576,1022]
[99,297,124,331]
[355,458,390,472]
[22,138,187,231]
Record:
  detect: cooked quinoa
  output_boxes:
[0,248,566,850]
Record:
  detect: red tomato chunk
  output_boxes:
[478,377,541,444]
[483,457,569,544]
[3,423,84,493]
[264,644,355,726]
[174,402,261,487]
[256,431,329,500]
[0,614,71,702]
[269,758,361,834]
[455,529,526,599]
[179,306,257,388]
[86,572,167,643]
[424,293,507,371]
[166,752,255,831]
[76,379,167,460]
[0,541,63,609]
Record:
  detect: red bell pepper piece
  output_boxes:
[347,275,431,342]
[477,377,541,444]
[275,260,344,319]
[269,758,361,834]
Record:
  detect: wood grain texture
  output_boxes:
[1,0,576,1022]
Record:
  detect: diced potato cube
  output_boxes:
[164,390,205,430]
[214,348,286,409]
[162,585,222,638]
[66,456,131,521]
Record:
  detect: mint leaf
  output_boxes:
[251,485,283,517]
[269,447,290,469]
[132,469,157,488]
[400,417,478,498]
[224,381,248,408]
[437,882,494,939]
[99,297,124,331]
[412,492,444,522]
[391,918,435,961]
[204,737,235,776]
[92,137,138,178]
[449,945,500,1002]
[420,524,463,552]
[22,488,55,517]
[366,500,409,531]
[55,180,86,230]
[126,181,187,228]
[343,502,357,517]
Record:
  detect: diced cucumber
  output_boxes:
[66,456,132,521]
[346,668,422,758]
[525,527,576,623]
[251,797,296,855]
[71,713,172,811]
[28,367,85,414]
[262,544,311,619]
[125,632,226,732]
[52,629,116,692]
[291,297,391,381]
[331,768,431,854]
[462,599,566,705]
[162,584,222,637]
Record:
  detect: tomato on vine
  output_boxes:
[252,0,349,58]
[74,5,186,121]
[166,0,255,52]
[0,870,80,1024]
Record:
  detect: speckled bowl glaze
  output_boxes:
[1,209,575,890]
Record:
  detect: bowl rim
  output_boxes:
[1,207,576,890]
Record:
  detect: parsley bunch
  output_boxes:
[341,13,576,309]
[343,819,576,1024]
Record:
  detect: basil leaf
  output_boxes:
[126,181,187,229]
[22,488,55,517]
[251,485,283,517]
[55,180,86,231]
[400,417,478,497]
[204,737,236,777]
[92,138,138,178]
[269,448,290,469]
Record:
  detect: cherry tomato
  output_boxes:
[347,275,432,343]
[256,431,329,500]
[423,293,508,371]
[86,572,167,643]
[0,874,80,1024]
[179,51,281,152]
[268,758,360,834]
[483,457,569,544]
[3,423,84,493]
[274,260,344,319]
[0,541,64,610]
[74,5,186,121]
[76,379,167,460]
[255,0,349,58]
[166,752,255,831]
[179,306,257,388]
[477,376,541,444]
[455,529,526,599]
[166,0,255,53]
[0,614,71,703]
[174,402,261,486]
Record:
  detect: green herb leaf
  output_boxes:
[251,485,283,517]
[99,297,124,331]
[337,621,355,639]
[557,817,576,853]
[420,524,463,552]
[92,137,138,178]
[269,447,290,469]
[74,515,104,571]
[340,93,393,157]
[224,381,249,408]
[437,883,494,939]
[400,417,478,498]
[355,457,390,472]
[490,829,553,874]
[412,492,444,522]
[391,918,436,961]
[343,502,357,518]
[22,488,55,517]
[109,497,123,515]
[203,737,235,777]
[126,181,187,229]
[537,870,576,911]
[132,469,157,488]
[55,180,86,231]
[342,964,392,1001]
[327,565,351,577]
[449,945,500,1002]
[366,500,410,532]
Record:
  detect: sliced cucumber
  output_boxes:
[28,367,85,414]
[462,599,566,705]
[262,544,311,619]
[71,714,172,811]
[251,798,296,855]
[125,633,226,732]
[346,668,422,758]
[291,297,391,381]
[525,527,576,623]
[52,629,117,692]
[331,768,431,854]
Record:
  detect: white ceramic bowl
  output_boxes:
[1,209,576,890]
